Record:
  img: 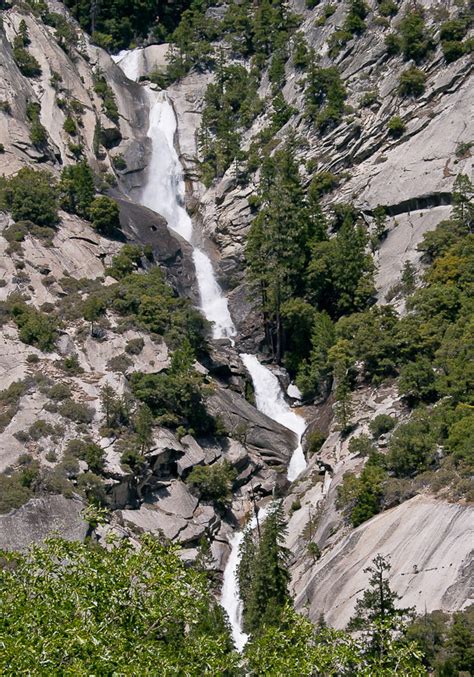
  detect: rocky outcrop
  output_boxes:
[292,495,474,628]
[206,387,297,466]
[0,495,88,551]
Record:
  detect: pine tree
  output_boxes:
[243,502,291,634]
[349,554,413,660]
[246,143,319,360]
[452,173,474,232]
[134,404,154,454]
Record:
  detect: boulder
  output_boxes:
[206,388,296,465]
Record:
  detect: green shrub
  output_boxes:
[59,161,95,219]
[387,413,438,477]
[442,40,466,63]
[439,19,468,43]
[89,196,120,235]
[398,67,427,97]
[13,44,41,77]
[309,171,340,198]
[306,429,326,455]
[125,337,145,355]
[387,115,406,138]
[348,434,376,457]
[93,73,119,123]
[304,65,347,132]
[398,7,434,62]
[359,90,379,107]
[0,100,11,114]
[10,303,57,351]
[48,383,72,401]
[378,0,398,17]
[385,32,401,55]
[369,414,396,438]
[0,473,32,513]
[0,144,4,153]
[106,353,132,373]
[106,244,142,279]
[58,354,83,375]
[112,154,127,170]
[59,399,95,424]
[0,168,58,226]
[186,461,237,508]
[63,115,77,135]
[398,357,436,404]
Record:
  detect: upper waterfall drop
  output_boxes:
[139,88,236,341]
[240,353,307,481]
[111,49,142,82]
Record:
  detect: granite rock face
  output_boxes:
[292,496,474,628]
[0,495,88,551]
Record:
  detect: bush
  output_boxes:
[59,161,95,218]
[309,171,340,198]
[0,473,32,513]
[106,353,132,373]
[385,33,401,55]
[359,90,379,107]
[378,0,398,17]
[186,461,236,508]
[398,67,426,97]
[348,434,376,457]
[307,429,326,455]
[125,337,145,355]
[63,115,77,135]
[59,399,94,424]
[112,154,127,171]
[89,196,120,235]
[13,45,41,77]
[387,115,405,138]
[369,414,396,438]
[398,7,434,62]
[442,40,466,63]
[10,303,57,351]
[106,244,142,279]
[48,383,72,401]
[387,413,438,477]
[1,168,58,227]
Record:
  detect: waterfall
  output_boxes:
[111,49,142,82]
[112,56,307,649]
[221,507,268,651]
[140,90,236,341]
[240,354,307,481]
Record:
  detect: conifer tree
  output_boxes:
[349,554,413,660]
[240,502,291,635]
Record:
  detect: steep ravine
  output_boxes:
[112,53,310,644]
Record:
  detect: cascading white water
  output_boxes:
[221,507,268,651]
[111,49,142,82]
[240,354,307,482]
[112,56,306,649]
[140,89,236,341]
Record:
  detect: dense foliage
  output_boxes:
[0,535,237,674]
[61,0,195,50]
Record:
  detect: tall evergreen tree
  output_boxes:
[239,502,291,635]
[246,144,321,359]
[349,554,413,660]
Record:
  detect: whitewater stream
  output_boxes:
[112,54,307,648]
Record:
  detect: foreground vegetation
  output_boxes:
[2,513,471,675]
